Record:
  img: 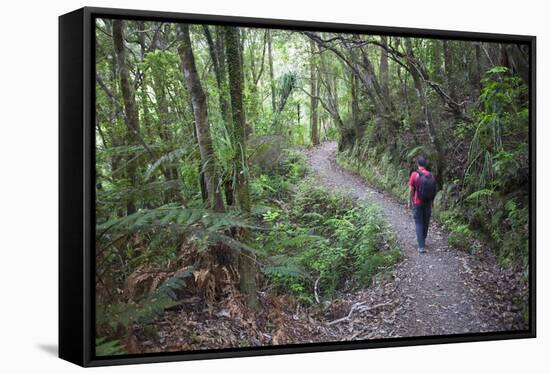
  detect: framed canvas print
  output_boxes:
[59,6,536,367]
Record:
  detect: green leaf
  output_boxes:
[465,188,495,201]
[95,337,125,356]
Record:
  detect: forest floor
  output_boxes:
[303,141,528,339]
[135,141,528,353]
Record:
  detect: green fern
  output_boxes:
[97,205,253,234]
[97,267,195,329]
[95,337,125,356]
[465,188,496,201]
[144,146,196,181]
[406,145,428,159]
[262,263,308,279]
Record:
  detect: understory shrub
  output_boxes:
[256,181,400,304]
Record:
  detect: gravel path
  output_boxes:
[134,141,528,353]
[307,141,527,339]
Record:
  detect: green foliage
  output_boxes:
[256,182,400,303]
[249,147,307,202]
[432,210,477,253]
[96,203,260,294]
[460,67,529,265]
[95,337,125,356]
[406,145,429,159]
[338,66,529,269]
[282,149,308,180]
[272,72,298,130]
[337,145,409,202]
[97,204,252,235]
[96,267,194,333]
[144,146,196,181]
[465,188,495,201]
[97,204,259,263]
[500,199,529,267]
[448,224,475,250]
[262,209,280,222]
[465,67,528,192]
[94,19,530,344]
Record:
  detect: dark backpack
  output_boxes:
[417,170,437,203]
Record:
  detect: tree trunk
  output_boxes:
[202,25,232,130]
[431,39,443,82]
[137,21,146,59]
[309,40,319,145]
[474,43,484,92]
[203,26,235,205]
[151,73,183,202]
[443,40,457,102]
[362,49,391,115]
[405,38,446,182]
[267,30,276,114]
[224,26,258,311]
[177,25,225,213]
[351,70,360,141]
[317,53,345,130]
[113,20,140,215]
[380,36,390,105]
[137,22,153,134]
[224,28,251,213]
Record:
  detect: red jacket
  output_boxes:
[408,167,430,206]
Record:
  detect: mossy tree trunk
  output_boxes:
[405,38,446,182]
[380,35,390,105]
[267,30,276,114]
[177,25,225,213]
[112,19,140,215]
[224,26,259,311]
[203,25,236,205]
[309,40,319,146]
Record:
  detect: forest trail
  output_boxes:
[92,21,531,354]
[306,141,527,339]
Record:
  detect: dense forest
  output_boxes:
[94,19,530,355]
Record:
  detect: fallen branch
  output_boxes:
[327,301,393,326]
[314,276,321,304]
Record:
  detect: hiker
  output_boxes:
[407,156,437,253]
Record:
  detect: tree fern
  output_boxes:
[97,205,253,234]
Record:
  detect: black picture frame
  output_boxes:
[59,6,536,367]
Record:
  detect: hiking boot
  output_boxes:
[418,247,426,254]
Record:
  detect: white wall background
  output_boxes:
[0,0,546,372]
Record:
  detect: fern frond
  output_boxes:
[262,264,308,279]
[406,145,428,159]
[97,205,253,233]
[96,267,195,329]
[144,146,196,180]
[95,337,125,356]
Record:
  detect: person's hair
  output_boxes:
[416,156,427,167]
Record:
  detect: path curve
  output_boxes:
[307,141,527,339]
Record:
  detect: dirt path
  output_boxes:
[307,141,527,340]
[135,142,528,353]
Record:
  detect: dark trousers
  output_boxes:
[413,203,432,249]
